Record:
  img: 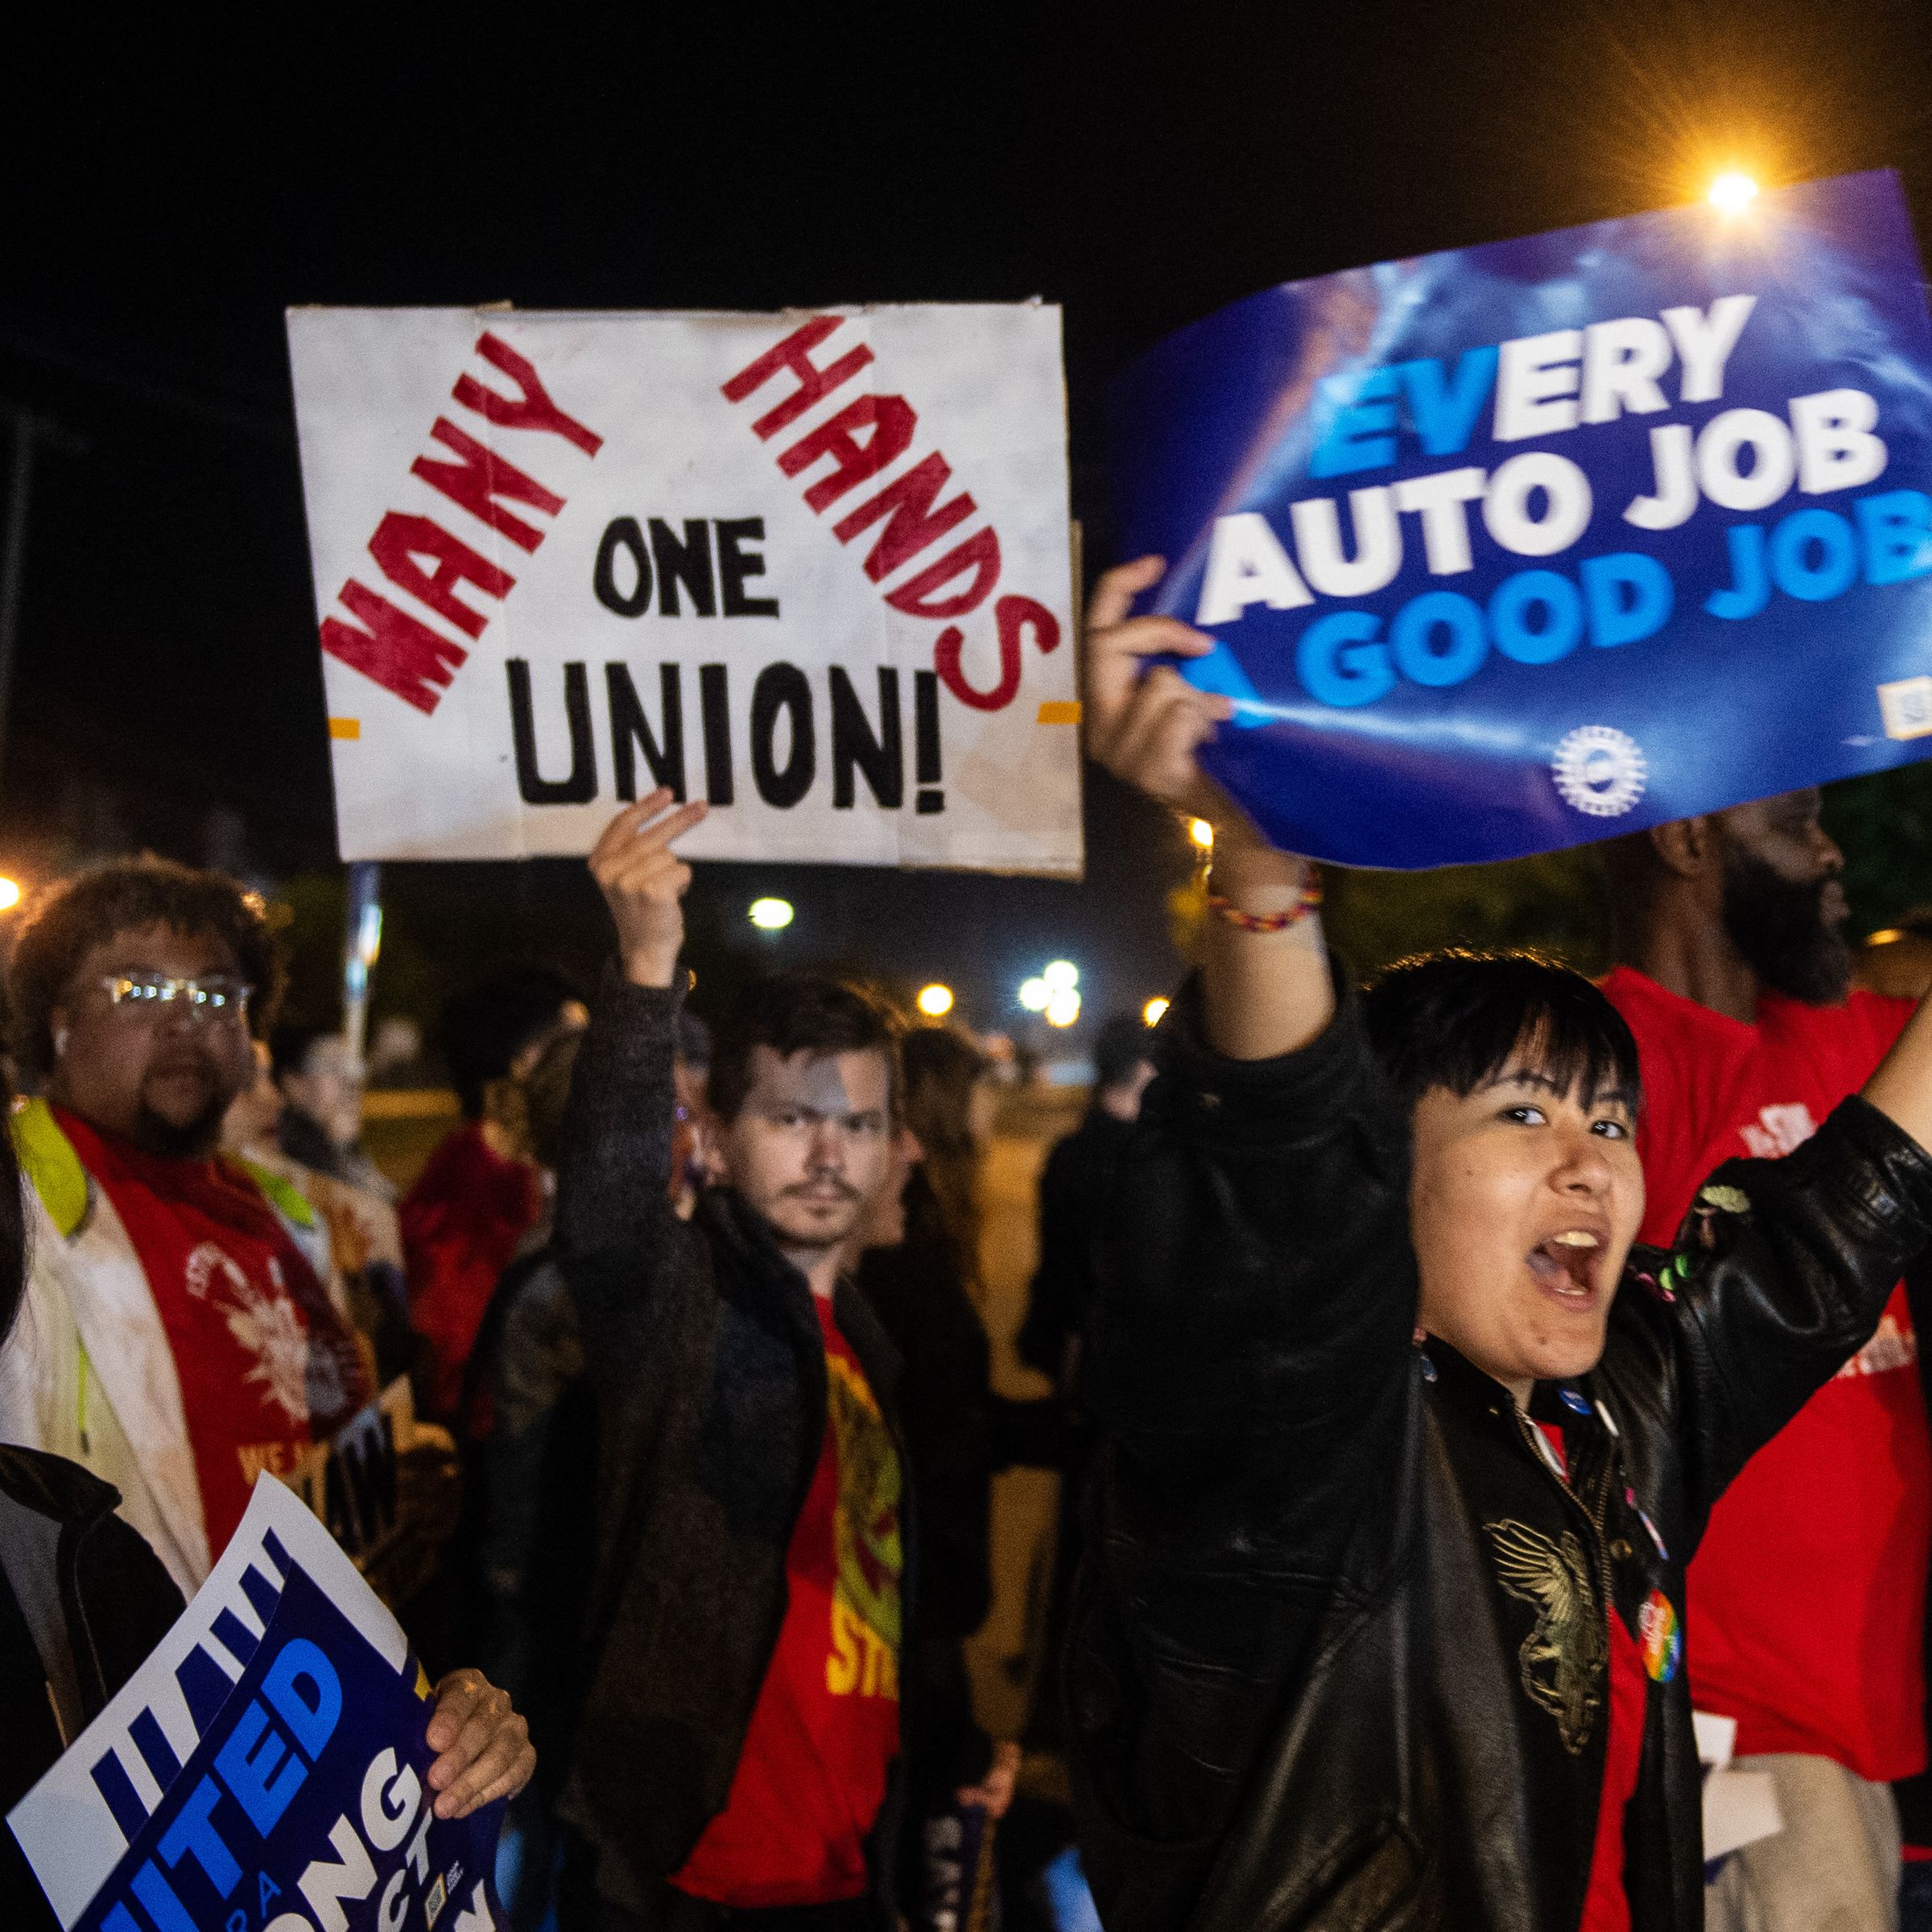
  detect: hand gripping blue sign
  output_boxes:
[1108,170,1932,868]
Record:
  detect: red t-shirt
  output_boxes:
[60,1108,372,1560]
[1601,967,1931,1779]
[673,1293,904,1907]
[399,1123,543,1419]
[1539,1423,1649,1931]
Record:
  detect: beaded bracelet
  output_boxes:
[1204,873,1323,932]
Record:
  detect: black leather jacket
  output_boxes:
[1067,979,1932,1931]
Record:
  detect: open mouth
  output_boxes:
[1527,1229,1603,1303]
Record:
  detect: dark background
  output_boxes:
[6,2,1932,1042]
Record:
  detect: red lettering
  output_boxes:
[452,331,604,456]
[721,316,873,440]
[368,512,514,640]
[411,418,564,553]
[884,526,1001,619]
[320,580,469,716]
[832,453,976,581]
[935,595,1059,712]
[778,396,917,514]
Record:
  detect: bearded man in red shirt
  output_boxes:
[1602,791,1932,1932]
[0,860,379,1593]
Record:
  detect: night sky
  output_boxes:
[5,2,1930,1035]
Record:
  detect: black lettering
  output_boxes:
[607,663,686,801]
[830,667,902,808]
[716,517,780,617]
[650,517,716,617]
[699,663,736,805]
[593,517,653,616]
[507,659,599,804]
[751,663,816,808]
[914,668,944,814]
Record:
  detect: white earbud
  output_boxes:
[52,1027,68,1059]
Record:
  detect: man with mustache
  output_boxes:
[0,857,377,1596]
[1602,795,1932,1931]
[553,794,910,1932]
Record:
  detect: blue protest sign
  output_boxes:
[1109,170,1932,867]
[72,1564,505,1932]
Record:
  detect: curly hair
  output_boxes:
[7,857,286,1079]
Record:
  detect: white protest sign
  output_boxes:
[9,1476,405,1925]
[287,304,1082,874]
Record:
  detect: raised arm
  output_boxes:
[552,791,708,1260]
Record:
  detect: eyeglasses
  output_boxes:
[98,973,253,1022]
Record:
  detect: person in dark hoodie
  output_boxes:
[1068,554,1932,1931]
[0,1060,541,1930]
[554,791,912,1932]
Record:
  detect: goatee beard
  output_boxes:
[1720,848,1851,1005]
[130,1100,227,1161]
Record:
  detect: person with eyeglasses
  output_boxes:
[0,857,377,1597]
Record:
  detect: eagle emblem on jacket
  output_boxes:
[1485,1519,1605,1753]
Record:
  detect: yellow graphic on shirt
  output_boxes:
[824,1349,903,1700]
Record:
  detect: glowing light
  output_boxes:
[1866,928,1905,947]
[1042,959,1080,991]
[1142,996,1170,1027]
[0,877,22,912]
[749,897,795,931]
[1018,977,1051,1013]
[917,983,955,1018]
[1708,172,1758,214]
[1189,819,1215,851]
[1045,987,1082,1028]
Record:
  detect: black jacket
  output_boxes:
[1067,978,1932,1932]
[553,976,910,1922]
[0,1447,184,1931]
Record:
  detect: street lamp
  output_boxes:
[1709,172,1758,214]
[1143,996,1170,1027]
[1042,959,1079,992]
[917,983,955,1018]
[749,897,795,931]
[1018,976,1051,1013]
[1045,987,1082,1028]
[0,877,22,912]
[1189,819,1215,852]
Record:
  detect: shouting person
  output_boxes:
[1602,796,1932,1930]
[1065,557,1932,1932]
[0,859,374,1595]
[554,795,911,1932]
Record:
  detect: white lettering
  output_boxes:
[1580,317,1673,423]
[1624,424,1699,530]
[360,1748,422,1853]
[298,1815,377,1932]
[1195,512,1312,624]
[1661,295,1757,403]
[1482,452,1593,556]
[1697,408,1796,511]
[1790,387,1888,494]
[1493,329,1583,441]
[1288,488,1401,597]
[1393,467,1487,574]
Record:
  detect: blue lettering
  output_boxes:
[1488,569,1583,666]
[130,1861,199,1932]
[1705,523,1769,620]
[215,1700,308,1837]
[1769,507,1857,601]
[1391,592,1488,687]
[1581,552,1674,648]
[263,1638,341,1761]
[1308,369,1401,478]
[159,1776,242,1898]
[1295,610,1393,707]
[1398,348,1500,457]
[1858,488,1932,585]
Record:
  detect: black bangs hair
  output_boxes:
[1362,951,1641,1116]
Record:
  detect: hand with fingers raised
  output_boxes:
[424,1669,536,1819]
[588,789,711,989]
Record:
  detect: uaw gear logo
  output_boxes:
[1551,726,1648,818]
[184,1240,353,1424]
[1486,1519,1606,1753]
